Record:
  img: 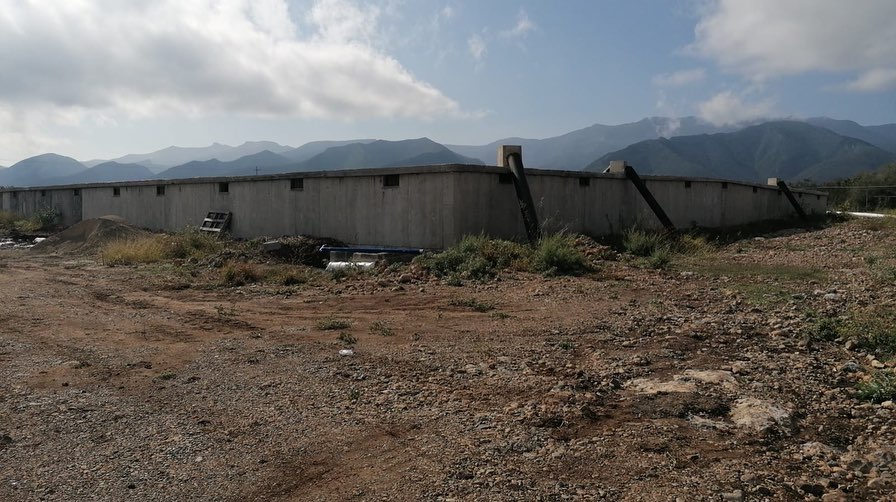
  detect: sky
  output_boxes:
[1,0,895,165]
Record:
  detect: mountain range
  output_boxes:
[2,117,895,188]
[585,121,896,182]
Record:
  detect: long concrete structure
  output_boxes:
[1,163,827,249]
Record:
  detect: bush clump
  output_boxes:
[415,234,530,280]
[532,233,589,276]
[415,233,591,281]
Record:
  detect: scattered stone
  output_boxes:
[840,361,860,373]
[824,293,842,302]
[720,489,743,501]
[729,398,791,433]
[261,241,282,252]
[799,483,825,497]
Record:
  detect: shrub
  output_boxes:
[415,234,529,280]
[856,370,896,403]
[810,317,842,342]
[647,245,673,269]
[32,205,59,230]
[220,262,261,287]
[532,233,588,276]
[337,332,357,346]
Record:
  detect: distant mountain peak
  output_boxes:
[585,120,896,182]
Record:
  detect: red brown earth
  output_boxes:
[1,218,894,501]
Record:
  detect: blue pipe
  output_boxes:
[319,245,425,255]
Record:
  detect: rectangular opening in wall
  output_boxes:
[73,188,80,196]
[113,187,120,197]
[40,190,47,197]
[752,186,758,193]
[684,181,692,188]
[218,182,229,193]
[290,178,304,191]
[498,173,513,184]
[579,177,591,187]
[798,192,803,198]
[721,182,728,189]
[156,185,166,196]
[383,174,400,187]
[11,191,17,199]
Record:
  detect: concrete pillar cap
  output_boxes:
[497,145,522,167]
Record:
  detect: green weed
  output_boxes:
[450,297,496,312]
[317,316,352,331]
[856,370,896,403]
[369,320,394,337]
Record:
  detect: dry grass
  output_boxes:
[220,262,262,287]
[102,235,170,265]
[102,230,223,266]
[0,210,21,228]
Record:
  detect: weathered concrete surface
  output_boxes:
[1,165,827,248]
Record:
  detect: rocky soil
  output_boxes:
[0,218,894,501]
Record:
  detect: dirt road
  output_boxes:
[1,220,894,500]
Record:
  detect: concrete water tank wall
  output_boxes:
[0,187,81,227]
[2,164,828,248]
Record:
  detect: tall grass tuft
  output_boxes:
[220,262,261,287]
[622,228,668,257]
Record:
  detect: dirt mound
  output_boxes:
[31,216,147,255]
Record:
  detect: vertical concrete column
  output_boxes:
[498,145,540,244]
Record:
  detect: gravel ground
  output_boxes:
[0,218,894,501]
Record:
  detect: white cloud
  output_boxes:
[690,0,896,91]
[697,91,776,126]
[841,68,896,92]
[653,68,706,87]
[468,34,487,62]
[439,5,455,21]
[500,8,536,39]
[0,0,459,123]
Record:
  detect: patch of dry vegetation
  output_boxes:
[102,229,223,265]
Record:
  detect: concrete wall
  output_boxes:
[0,187,82,227]
[1,165,828,248]
[78,170,458,248]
